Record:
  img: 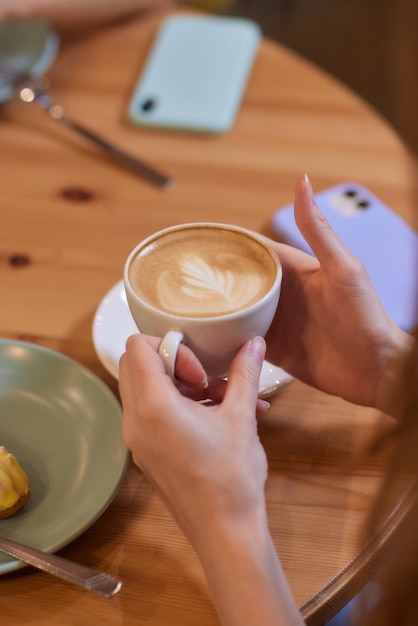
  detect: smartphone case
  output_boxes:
[272,182,418,332]
[127,14,260,133]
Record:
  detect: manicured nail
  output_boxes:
[304,173,314,200]
[247,336,266,362]
[258,399,271,411]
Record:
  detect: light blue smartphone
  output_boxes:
[127,14,260,133]
[272,182,418,332]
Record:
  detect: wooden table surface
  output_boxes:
[1,7,416,625]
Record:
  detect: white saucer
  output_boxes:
[92,280,293,399]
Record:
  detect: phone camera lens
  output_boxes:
[141,97,157,112]
[344,189,357,197]
[356,199,370,209]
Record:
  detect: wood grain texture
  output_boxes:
[0,7,415,625]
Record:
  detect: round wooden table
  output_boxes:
[0,7,416,625]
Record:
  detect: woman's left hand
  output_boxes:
[119,333,269,548]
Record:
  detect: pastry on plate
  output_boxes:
[0,446,31,519]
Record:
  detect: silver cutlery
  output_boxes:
[0,535,122,598]
[0,66,172,188]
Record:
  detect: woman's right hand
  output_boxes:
[265,176,412,414]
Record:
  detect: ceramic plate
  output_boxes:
[92,280,293,398]
[0,20,59,103]
[0,340,128,574]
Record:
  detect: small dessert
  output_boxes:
[0,446,31,519]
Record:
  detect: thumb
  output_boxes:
[223,337,266,414]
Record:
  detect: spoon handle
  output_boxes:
[0,536,122,598]
[60,112,172,188]
[20,79,172,188]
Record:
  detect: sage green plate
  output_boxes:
[0,339,128,574]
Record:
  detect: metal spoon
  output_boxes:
[0,535,122,598]
[0,66,172,188]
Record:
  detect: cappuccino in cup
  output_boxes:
[128,225,277,318]
[124,223,281,377]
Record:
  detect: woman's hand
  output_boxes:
[119,333,269,546]
[119,334,303,626]
[266,176,411,413]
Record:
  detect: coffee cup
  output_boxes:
[123,222,282,378]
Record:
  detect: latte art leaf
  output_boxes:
[151,255,261,316]
[180,258,236,303]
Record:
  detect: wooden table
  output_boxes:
[1,6,416,625]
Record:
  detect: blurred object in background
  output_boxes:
[227,0,417,155]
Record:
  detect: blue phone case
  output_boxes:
[272,183,418,332]
[128,14,260,133]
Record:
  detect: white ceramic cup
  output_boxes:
[123,222,282,378]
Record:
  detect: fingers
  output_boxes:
[173,342,208,389]
[119,350,145,453]
[118,353,134,416]
[294,175,353,268]
[178,375,228,403]
[255,398,271,416]
[179,374,270,417]
[223,337,266,417]
[122,334,207,389]
[121,335,171,403]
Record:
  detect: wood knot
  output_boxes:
[61,187,94,202]
[9,254,31,268]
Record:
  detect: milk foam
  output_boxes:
[128,225,277,318]
[157,255,262,316]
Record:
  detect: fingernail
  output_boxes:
[201,372,209,389]
[304,173,314,200]
[247,336,266,362]
[258,399,271,411]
